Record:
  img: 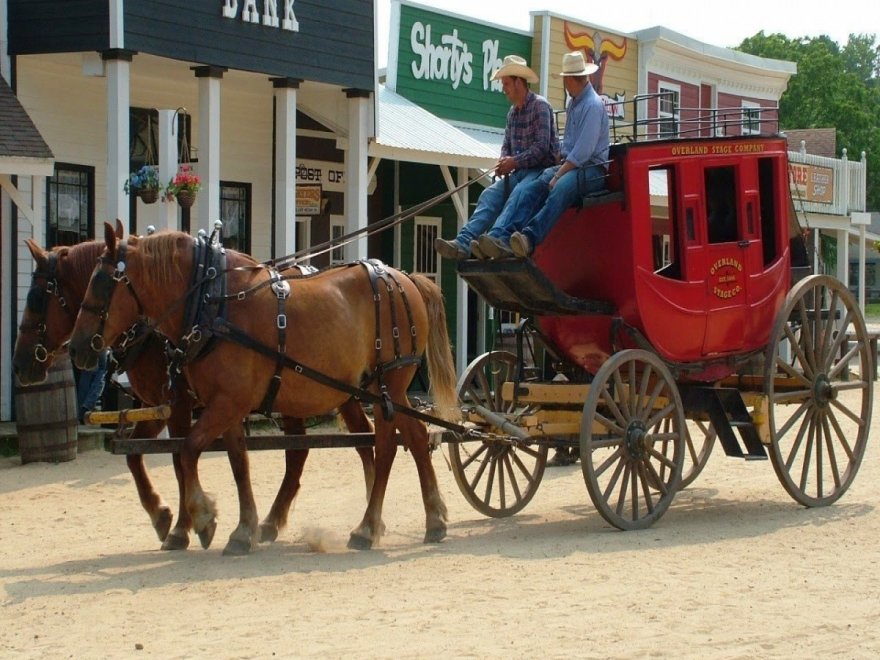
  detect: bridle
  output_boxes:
[79,241,147,353]
[19,252,76,364]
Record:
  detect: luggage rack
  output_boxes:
[457,257,615,317]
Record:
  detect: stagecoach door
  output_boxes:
[702,166,750,354]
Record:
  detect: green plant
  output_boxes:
[123,165,162,194]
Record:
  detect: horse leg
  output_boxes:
[222,421,260,556]
[348,411,397,550]
[395,405,448,543]
[259,417,309,543]
[161,399,197,551]
[126,419,173,541]
[338,400,376,500]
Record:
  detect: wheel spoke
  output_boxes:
[459,442,489,472]
[820,413,843,491]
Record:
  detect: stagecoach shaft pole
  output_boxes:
[473,405,532,441]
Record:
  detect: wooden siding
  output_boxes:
[8,1,110,54]
[8,0,373,89]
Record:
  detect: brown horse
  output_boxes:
[69,224,458,553]
[13,224,376,552]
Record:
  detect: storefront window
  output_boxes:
[46,164,93,247]
[220,182,250,253]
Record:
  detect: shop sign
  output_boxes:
[296,184,322,215]
[789,163,834,204]
[390,3,532,128]
[221,0,299,32]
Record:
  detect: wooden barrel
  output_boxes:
[14,352,78,464]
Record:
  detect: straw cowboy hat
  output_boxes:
[490,55,539,84]
[555,51,599,77]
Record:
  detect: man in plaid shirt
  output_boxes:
[435,55,559,260]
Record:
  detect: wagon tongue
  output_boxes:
[456,259,614,317]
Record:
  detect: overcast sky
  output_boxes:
[376,0,874,68]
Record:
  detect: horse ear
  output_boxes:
[114,219,124,240]
[24,238,48,267]
[104,222,118,255]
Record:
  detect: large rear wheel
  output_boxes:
[765,274,872,506]
[450,351,547,517]
[581,350,685,530]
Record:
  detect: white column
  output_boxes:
[105,51,131,231]
[1,190,10,420]
[836,228,848,286]
[195,66,224,235]
[344,89,370,262]
[273,78,299,258]
[156,109,179,233]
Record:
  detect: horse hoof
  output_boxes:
[222,538,253,556]
[424,527,447,544]
[347,533,373,551]
[259,523,279,544]
[154,507,173,542]
[197,519,217,550]
[161,532,190,551]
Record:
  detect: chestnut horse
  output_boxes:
[13,225,376,552]
[69,224,458,553]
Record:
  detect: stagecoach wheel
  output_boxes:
[580,349,685,530]
[764,274,873,507]
[651,417,716,489]
[450,351,548,518]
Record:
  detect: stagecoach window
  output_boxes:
[650,166,681,279]
[219,182,250,253]
[705,167,738,244]
[46,163,94,247]
[413,217,440,283]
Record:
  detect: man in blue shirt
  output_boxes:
[476,51,610,259]
[435,55,559,260]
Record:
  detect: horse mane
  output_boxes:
[131,230,260,291]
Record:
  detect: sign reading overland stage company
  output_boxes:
[388,2,532,128]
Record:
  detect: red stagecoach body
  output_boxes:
[526,136,795,380]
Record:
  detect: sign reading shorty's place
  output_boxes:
[390,2,532,128]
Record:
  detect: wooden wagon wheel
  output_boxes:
[651,417,716,489]
[764,274,873,507]
[580,349,685,530]
[450,351,548,517]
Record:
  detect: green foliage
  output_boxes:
[737,32,880,210]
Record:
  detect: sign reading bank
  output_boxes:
[387,1,533,129]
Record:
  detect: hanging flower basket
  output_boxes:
[166,164,201,209]
[138,188,159,204]
[176,190,195,208]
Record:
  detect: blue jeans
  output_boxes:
[454,168,543,248]
[76,349,108,415]
[487,164,607,244]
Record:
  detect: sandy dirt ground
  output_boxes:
[2,397,880,660]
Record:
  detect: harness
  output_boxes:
[210,259,422,419]
[21,252,75,363]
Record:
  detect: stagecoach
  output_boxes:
[449,107,873,529]
[15,100,873,550]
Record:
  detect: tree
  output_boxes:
[738,32,880,210]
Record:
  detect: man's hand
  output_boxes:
[495,156,516,176]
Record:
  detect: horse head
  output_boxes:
[12,223,122,385]
[69,221,139,371]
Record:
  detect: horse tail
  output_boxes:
[408,273,459,422]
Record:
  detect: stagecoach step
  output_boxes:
[457,258,615,317]
[680,386,767,460]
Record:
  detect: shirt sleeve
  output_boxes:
[513,100,555,170]
[500,107,513,158]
